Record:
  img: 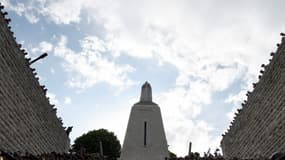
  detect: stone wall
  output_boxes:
[221,35,285,159]
[0,4,70,154]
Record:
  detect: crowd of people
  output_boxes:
[166,151,285,160]
[1,150,284,160]
[0,151,102,160]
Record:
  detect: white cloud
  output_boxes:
[79,2,279,154]
[224,76,256,122]
[50,67,55,74]
[2,0,39,23]
[41,0,83,24]
[39,41,53,52]
[79,0,279,87]
[64,96,72,105]
[46,91,60,105]
[156,85,219,155]
[53,35,135,90]
[26,41,53,61]
[24,12,39,24]
[165,119,221,155]
[225,90,247,108]
[37,75,46,84]
[225,94,243,124]
[2,0,82,24]
[31,41,53,56]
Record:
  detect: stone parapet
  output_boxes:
[0,4,70,154]
[221,34,285,159]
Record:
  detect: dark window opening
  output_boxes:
[144,121,147,146]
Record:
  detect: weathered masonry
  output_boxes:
[0,4,70,154]
[221,34,285,159]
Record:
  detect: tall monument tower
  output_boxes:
[120,82,169,160]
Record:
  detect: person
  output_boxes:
[271,152,285,160]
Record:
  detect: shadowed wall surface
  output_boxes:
[0,5,70,154]
[221,36,285,159]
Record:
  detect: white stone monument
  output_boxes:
[120,82,169,160]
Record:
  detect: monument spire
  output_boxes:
[120,82,169,160]
[140,81,152,102]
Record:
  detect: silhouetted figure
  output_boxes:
[66,126,73,136]
[271,152,285,160]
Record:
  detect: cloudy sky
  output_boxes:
[2,0,285,156]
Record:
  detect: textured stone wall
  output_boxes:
[0,4,70,154]
[221,35,285,159]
